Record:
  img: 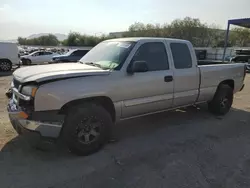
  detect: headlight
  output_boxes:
[21,85,38,97]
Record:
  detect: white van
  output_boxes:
[0,42,20,71]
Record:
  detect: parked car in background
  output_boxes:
[50,49,90,63]
[7,37,246,155]
[21,51,58,65]
[0,42,20,71]
[230,49,250,71]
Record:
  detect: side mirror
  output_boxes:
[127,60,148,74]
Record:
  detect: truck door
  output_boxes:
[121,41,174,118]
[169,42,199,107]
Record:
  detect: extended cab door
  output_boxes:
[121,41,174,118]
[169,42,199,107]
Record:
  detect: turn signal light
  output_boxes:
[19,111,28,119]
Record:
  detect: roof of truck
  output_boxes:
[105,37,189,43]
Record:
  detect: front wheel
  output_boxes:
[62,103,113,156]
[26,59,32,65]
[208,84,233,115]
[0,60,12,71]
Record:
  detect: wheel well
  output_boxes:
[0,58,12,63]
[59,96,116,122]
[219,79,234,90]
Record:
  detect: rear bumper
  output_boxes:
[7,99,63,138]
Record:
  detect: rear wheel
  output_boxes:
[22,59,27,65]
[208,84,233,115]
[0,59,12,72]
[62,103,113,156]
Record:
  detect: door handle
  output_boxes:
[164,76,173,82]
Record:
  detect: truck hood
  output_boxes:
[13,63,110,83]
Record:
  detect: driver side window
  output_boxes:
[132,42,169,71]
[39,52,45,56]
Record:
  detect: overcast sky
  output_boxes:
[0,0,249,40]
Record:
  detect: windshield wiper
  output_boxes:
[84,62,102,68]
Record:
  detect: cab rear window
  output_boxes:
[170,43,192,69]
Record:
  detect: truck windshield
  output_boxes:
[79,41,135,70]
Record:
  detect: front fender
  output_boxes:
[34,77,109,111]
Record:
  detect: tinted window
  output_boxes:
[78,50,89,56]
[44,52,52,55]
[38,52,45,56]
[72,50,89,56]
[132,42,169,71]
[170,43,192,69]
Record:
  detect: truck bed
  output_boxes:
[198,60,229,65]
[197,63,245,102]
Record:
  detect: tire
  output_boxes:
[22,59,27,65]
[62,103,113,156]
[0,59,12,72]
[5,88,13,99]
[208,84,233,115]
[26,59,32,65]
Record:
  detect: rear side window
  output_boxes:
[44,52,52,55]
[170,43,192,69]
[132,42,169,71]
[79,50,89,56]
[73,50,89,56]
[38,52,45,56]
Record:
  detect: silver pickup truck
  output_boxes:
[7,37,246,155]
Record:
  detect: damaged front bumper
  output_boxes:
[7,89,64,138]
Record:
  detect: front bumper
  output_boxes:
[7,96,63,138]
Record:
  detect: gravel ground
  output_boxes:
[0,73,250,188]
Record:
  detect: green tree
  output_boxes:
[17,37,27,45]
[124,17,213,47]
[230,27,250,46]
[17,34,59,46]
